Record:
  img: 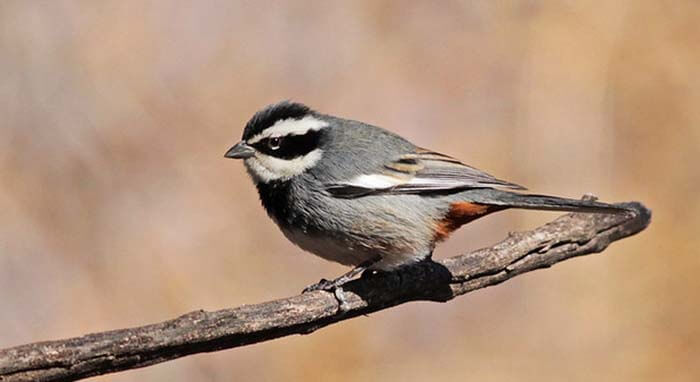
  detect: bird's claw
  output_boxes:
[302,278,335,293]
[302,279,352,313]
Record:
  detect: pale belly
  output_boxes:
[279,226,431,270]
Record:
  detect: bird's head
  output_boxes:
[225,101,329,183]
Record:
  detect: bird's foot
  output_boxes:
[301,257,382,313]
[302,278,338,293]
[302,278,352,313]
[301,256,381,294]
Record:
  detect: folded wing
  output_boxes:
[325,148,526,198]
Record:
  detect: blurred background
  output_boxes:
[1,1,698,381]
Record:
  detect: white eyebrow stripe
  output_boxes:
[247,116,328,144]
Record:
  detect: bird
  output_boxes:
[225,101,624,292]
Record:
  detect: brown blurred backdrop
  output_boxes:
[1,1,698,381]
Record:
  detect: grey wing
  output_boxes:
[325,148,526,198]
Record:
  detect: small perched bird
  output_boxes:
[226,101,623,292]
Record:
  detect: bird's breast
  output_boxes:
[279,226,376,266]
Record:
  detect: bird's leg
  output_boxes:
[302,256,381,293]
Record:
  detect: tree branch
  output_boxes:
[0,201,651,382]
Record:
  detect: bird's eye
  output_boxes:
[267,137,283,150]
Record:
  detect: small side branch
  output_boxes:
[0,201,651,382]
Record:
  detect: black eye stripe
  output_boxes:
[251,130,322,159]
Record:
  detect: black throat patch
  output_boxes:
[256,179,294,224]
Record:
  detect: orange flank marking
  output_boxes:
[434,202,503,241]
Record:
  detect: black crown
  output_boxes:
[242,101,313,140]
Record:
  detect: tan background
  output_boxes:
[1,1,698,381]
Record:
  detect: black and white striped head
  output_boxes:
[225,101,329,183]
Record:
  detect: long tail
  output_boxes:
[464,189,627,214]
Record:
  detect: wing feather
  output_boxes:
[325,149,526,198]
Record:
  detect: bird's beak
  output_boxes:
[224,141,256,159]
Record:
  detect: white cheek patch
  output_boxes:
[247,116,328,144]
[244,149,323,183]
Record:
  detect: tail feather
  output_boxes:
[465,189,627,214]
